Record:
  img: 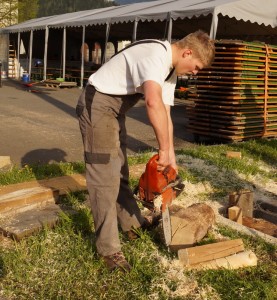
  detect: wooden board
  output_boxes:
[178,239,244,266]
[44,80,77,88]
[0,173,87,197]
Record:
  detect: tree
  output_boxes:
[0,0,39,28]
[0,0,18,28]
[37,0,117,17]
[18,0,39,23]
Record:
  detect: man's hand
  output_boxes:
[157,149,170,170]
[143,80,170,167]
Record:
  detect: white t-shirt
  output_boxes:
[88,40,176,106]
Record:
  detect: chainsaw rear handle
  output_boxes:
[149,154,176,178]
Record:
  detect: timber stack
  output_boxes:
[186,40,277,141]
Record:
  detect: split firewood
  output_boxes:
[226,151,242,159]
[229,189,253,217]
[228,206,242,224]
[166,203,215,251]
[178,239,244,265]
[187,250,257,270]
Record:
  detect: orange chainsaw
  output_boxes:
[134,154,185,246]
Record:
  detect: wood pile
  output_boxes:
[186,40,277,141]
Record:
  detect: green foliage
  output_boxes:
[18,0,39,22]
[0,0,18,27]
[0,161,85,186]
[127,152,153,166]
[197,266,276,300]
[37,0,116,17]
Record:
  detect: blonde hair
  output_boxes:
[174,30,215,67]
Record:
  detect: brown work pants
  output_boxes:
[76,85,145,256]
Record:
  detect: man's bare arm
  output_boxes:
[165,104,177,171]
[142,80,170,168]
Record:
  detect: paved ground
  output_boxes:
[0,79,195,167]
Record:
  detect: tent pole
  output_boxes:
[167,13,172,43]
[43,27,49,81]
[132,18,138,42]
[80,25,86,88]
[17,32,20,79]
[62,27,66,80]
[28,30,33,77]
[210,12,218,39]
[102,22,111,65]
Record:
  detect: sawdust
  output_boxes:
[175,154,276,211]
[149,250,223,299]
[149,250,198,299]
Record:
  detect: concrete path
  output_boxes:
[0,79,194,167]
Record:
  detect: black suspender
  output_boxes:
[111,40,175,82]
[165,67,175,81]
[112,39,167,58]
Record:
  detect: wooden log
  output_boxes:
[243,216,277,237]
[229,189,253,217]
[188,250,257,270]
[178,239,244,266]
[228,206,242,224]
[167,203,215,251]
[226,151,242,159]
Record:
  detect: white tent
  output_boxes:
[1,0,276,38]
[1,0,276,84]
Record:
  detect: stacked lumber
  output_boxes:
[186,40,277,141]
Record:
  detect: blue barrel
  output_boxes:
[22,73,30,83]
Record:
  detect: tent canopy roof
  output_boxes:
[1,0,277,36]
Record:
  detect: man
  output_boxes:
[76,30,215,272]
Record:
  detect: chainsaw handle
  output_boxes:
[150,154,170,173]
[148,154,177,184]
[162,165,171,176]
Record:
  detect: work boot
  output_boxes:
[102,251,132,273]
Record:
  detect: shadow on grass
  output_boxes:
[0,256,6,278]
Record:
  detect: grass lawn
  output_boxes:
[0,139,276,300]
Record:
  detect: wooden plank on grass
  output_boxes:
[178,239,244,266]
[0,174,87,197]
[0,187,59,214]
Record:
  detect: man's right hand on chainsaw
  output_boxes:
[158,149,178,173]
[157,149,170,171]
